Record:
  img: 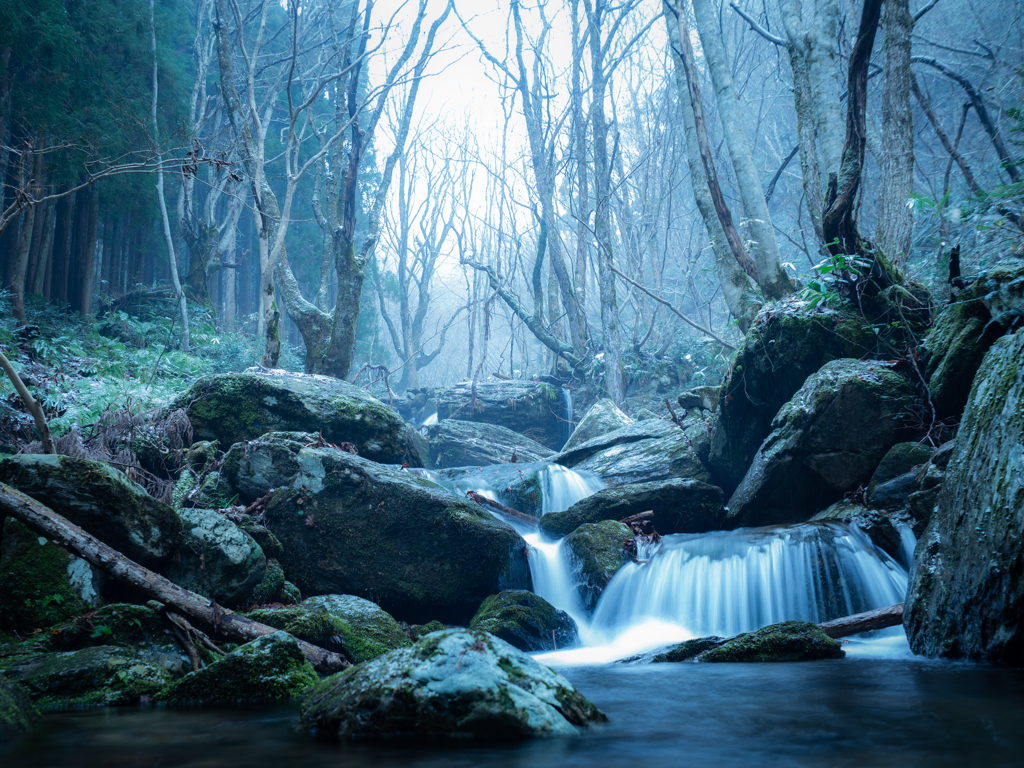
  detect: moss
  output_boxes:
[0,677,38,742]
[250,560,288,606]
[411,620,445,639]
[469,591,577,651]
[698,621,844,663]
[651,636,726,663]
[235,519,284,560]
[0,520,91,633]
[43,603,172,653]
[563,520,631,606]
[243,605,335,644]
[159,632,317,705]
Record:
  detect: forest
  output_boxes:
[0,0,1023,763]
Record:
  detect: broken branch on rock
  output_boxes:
[818,603,904,639]
[465,490,539,527]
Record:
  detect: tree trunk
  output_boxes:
[878,0,914,263]
[320,232,363,379]
[819,603,903,639]
[10,196,35,320]
[51,190,75,306]
[0,482,348,674]
[691,0,791,300]
[78,185,99,316]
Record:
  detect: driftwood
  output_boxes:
[619,510,654,525]
[0,482,349,674]
[466,490,539,527]
[819,603,904,639]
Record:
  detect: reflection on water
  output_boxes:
[4,659,1024,768]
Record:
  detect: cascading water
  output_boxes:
[561,387,574,444]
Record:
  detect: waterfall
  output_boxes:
[561,387,574,444]
[538,464,605,516]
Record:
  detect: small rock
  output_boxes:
[470,591,579,652]
[563,521,632,611]
[699,621,844,663]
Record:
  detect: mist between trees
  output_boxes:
[0,0,1020,404]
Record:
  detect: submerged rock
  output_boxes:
[538,479,724,539]
[0,454,181,567]
[708,301,875,496]
[0,678,38,742]
[161,508,266,608]
[159,632,317,705]
[726,360,914,528]
[299,629,606,741]
[563,521,632,611]
[469,591,579,652]
[262,446,531,624]
[427,419,553,469]
[435,380,567,450]
[905,328,1024,664]
[810,502,902,560]
[652,622,844,663]
[0,519,98,633]
[561,398,634,453]
[247,595,410,665]
[2,645,174,710]
[176,371,424,466]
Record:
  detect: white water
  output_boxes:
[561,387,574,445]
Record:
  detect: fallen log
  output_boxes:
[819,603,904,639]
[466,490,539,527]
[619,510,654,525]
[0,482,349,674]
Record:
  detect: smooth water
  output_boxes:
[6,658,1024,768]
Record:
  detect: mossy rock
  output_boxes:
[810,503,902,560]
[161,508,266,608]
[299,629,606,741]
[222,431,317,504]
[0,677,38,742]
[726,359,915,528]
[174,371,425,466]
[0,454,181,567]
[158,632,317,705]
[539,479,724,539]
[434,381,566,450]
[708,300,876,496]
[41,603,178,654]
[0,519,95,634]
[250,560,288,606]
[262,446,531,624]
[234,518,284,560]
[867,442,935,493]
[410,620,444,639]
[561,398,634,453]
[469,591,579,652]
[697,621,844,662]
[1,645,174,710]
[563,520,632,611]
[426,419,553,469]
[651,636,726,663]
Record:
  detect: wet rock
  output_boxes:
[698,621,845,662]
[222,431,319,503]
[0,454,181,567]
[867,471,920,511]
[299,629,606,741]
[905,328,1024,664]
[810,502,903,560]
[0,519,98,633]
[159,632,317,705]
[563,521,632,611]
[678,385,721,413]
[2,645,174,710]
[161,508,266,608]
[708,301,875,496]
[426,419,553,469]
[977,256,1024,327]
[561,398,634,453]
[0,678,38,742]
[539,479,725,539]
[262,446,531,624]
[726,360,915,529]
[434,381,567,450]
[650,636,726,663]
[175,371,425,466]
[469,591,579,652]
[438,461,602,519]
[868,442,935,492]
[554,419,709,487]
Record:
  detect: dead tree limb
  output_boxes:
[619,510,654,525]
[0,348,54,454]
[466,490,539,527]
[819,603,904,639]
[0,483,349,674]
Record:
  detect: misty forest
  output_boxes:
[0,0,1023,762]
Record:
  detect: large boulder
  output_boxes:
[174,371,425,466]
[426,419,553,469]
[161,508,266,608]
[247,595,411,664]
[469,591,579,652]
[708,301,875,496]
[159,632,317,705]
[554,418,709,487]
[299,629,606,741]
[904,328,1024,664]
[563,520,632,611]
[1,645,173,710]
[561,398,633,452]
[0,519,99,633]
[539,479,724,539]
[434,380,568,450]
[221,431,318,503]
[651,621,844,663]
[261,446,531,624]
[0,454,181,567]
[0,678,38,742]
[726,360,914,529]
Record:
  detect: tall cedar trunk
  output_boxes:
[663,7,758,331]
[24,195,46,297]
[10,204,35,320]
[33,201,55,298]
[878,0,914,263]
[691,0,791,300]
[78,186,99,316]
[585,0,626,408]
[67,185,92,313]
[51,190,75,306]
